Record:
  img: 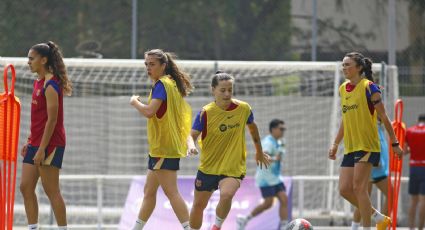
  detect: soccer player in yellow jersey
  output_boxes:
[130,49,193,230]
[328,52,403,230]
[186,71,270,230]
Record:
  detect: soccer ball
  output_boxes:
[285,218,313,230]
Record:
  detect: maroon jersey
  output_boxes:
[28,76,66,147]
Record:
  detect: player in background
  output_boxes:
[187,71,270,230]
[20,41,72,230]
[404,114,425,230]
[351,120,390,230]
[130,49,193,230]
[328,52,403,230]
[236,119,289,230]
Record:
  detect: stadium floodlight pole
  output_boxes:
[388,0,396,65]
[131,0,138,59]
[311,0,317,61]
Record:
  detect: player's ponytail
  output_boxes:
[145,49,193,97]
[31,41,72,96]
[363,58,373,82]
[345,52,374,82]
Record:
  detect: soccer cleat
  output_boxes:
[376,216,391,230]
[236,215,248,230]
[211,224,221,230]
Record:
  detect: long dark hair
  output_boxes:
[145,49,193,97]
[345,52,374,82]
[31,41,72,96]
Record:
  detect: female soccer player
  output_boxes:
[328,52,403,230]
[351,121,390,230]
[20,41,72,230]
[187,71,270,230]
[130,49,193,230]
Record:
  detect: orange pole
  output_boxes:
[387,99,405,230]
[1,64,20,230]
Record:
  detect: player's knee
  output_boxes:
[339,185,352,198]
[352,184,367,195]
[220,191,235,202]
[192,200,208,211]
[19,182,35,197]
[143,185,158,198]
[42,185,61,199]
[263,200,273,209]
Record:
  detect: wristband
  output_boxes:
[391,142,399,147]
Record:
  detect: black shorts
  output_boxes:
[341,151,380,167]
[194,170,244,192]
[148,155,180,170]
[23,145,65,169]
[409,166,425,195]
[260,182,286,198]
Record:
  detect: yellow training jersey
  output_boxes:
[198,99,252,177]
[339,78,380,154]
[147,75,191,158]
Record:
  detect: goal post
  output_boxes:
[0,57,398,226]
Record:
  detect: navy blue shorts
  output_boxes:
[148,155,180,170]
[341,151,380,167]
[23,145,65,169]
[408,166,425,195]
[371,175,387,184]
[260,182,286,198]
[194,170,244,192]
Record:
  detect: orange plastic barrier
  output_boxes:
[0,64,21,229]
[387,99,405,230]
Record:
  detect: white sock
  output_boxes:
[133,218,146,230]
[247,214,254,220]
[371,210,384,223]
[181,221,190,230]
[58,226,67,230]
[215,216,224,227]
[279,220,288,229]
[351,221,361,230]
[28,224,38,230]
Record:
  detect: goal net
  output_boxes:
[0,58,398,227]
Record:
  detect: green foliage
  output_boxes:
[271,75,301,96]
[0,0,292,60]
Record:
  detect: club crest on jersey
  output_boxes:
[195,179,202,188]
[219,124,227,132]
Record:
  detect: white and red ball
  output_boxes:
[285,218,313,230]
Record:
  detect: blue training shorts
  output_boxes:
[23,145,65,169]
[409,166,425,195]
[260,182,286,198]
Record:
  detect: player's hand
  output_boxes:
[21,144,28,157]
[393,145,403,158]
[187,147,198,156]
[275,154,281,161]
[256,152,271,169]
[130,95,141,106]
[33,149,44,166]
[328,144,338,160]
